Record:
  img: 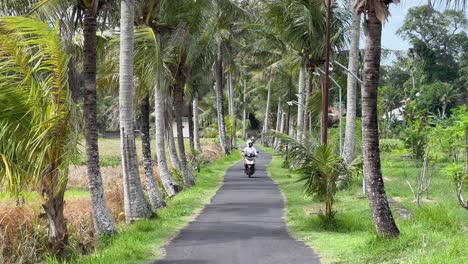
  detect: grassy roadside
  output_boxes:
[267,150,467,264]
[68,150,241,264]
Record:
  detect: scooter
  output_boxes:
[243,153,256,178]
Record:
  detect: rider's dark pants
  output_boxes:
[244,164,255,173]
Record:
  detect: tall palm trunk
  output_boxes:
[242,77,247,140]
[165,97,181,171]
[188,101,195,150]
[141,95,166,209]
[154,79,181,196]
[83,7,116,235]
[228,73,237,148]
[290,118,296,137]
[119,0,153,222]
[174,72,196,186]
[362,5,399,238]
[303,67,313,139]
[262,77,273,146]
[214,42,230,154]
[280,112,286,134]
[343,8,361,164]
[297,65,305,142]
[273,97,282,148]
[193,94,202,153]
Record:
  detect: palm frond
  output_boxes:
[0,16,78,197]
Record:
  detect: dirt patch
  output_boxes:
[388,197,413,220]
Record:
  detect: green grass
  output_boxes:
[65,188,90,199]
[66,150,241,264]
[267,144,468,264]
[73,137,220,167]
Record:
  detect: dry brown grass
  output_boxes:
[64,182,125,254]
[0,204,47,264]
[201,142,223,162]
[0,141,223,262]
[68,164,162,191]
[68,165,123,190]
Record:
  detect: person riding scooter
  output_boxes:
[242,140,258,175]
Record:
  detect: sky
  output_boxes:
[366,1,467,64]
[381,1,422,52]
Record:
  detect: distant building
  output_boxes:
[173,117,190,138]
[383,106,405,121]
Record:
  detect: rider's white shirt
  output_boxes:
[243,146,257,156]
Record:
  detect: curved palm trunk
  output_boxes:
[242,77,247,140]
[214,43,230,154]
[343,9,361,164]
[297,65,305,142]
[165,95,181,171]
[362,6,399,238]
[154,81,181,196]
[119,0,153,222]
[165,97,182,171]
[141,95,166,209]
[41,176,68,257]
[83,7,116,235]
[262,77,273,146]
[174,78,195,187]
[193,94,202,153]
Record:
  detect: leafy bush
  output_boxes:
[428,106,468,209]
[401,102,430,159]
[274,132,362,220]
[201,127,218,138]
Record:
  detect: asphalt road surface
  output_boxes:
[154,149,320,264]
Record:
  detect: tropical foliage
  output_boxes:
[0,16,78,253]
[0,0,467,262]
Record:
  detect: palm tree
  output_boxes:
[155,73,182,195]
[342,0,361,164]
[27,0,121,234]
[0,16,78,255]
[132,0,182,196]
[437,82,460,118]
[263,0,349,140]
[242,74,248,140]
[275,133,362,220]
[172,51,196,186]
[355,0,400,238]
[214,41,231,154]
[355,0,467,238]
[202,0,248,154]
[297,66,306,141]
[262,77,273,146]
[193,91,203,153]
[227,72,238,149]
[82,0,117,235]
[165,98,182,171]
[140,95,166,208]
[119,0,153,221]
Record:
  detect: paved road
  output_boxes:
[154,150,320,264]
